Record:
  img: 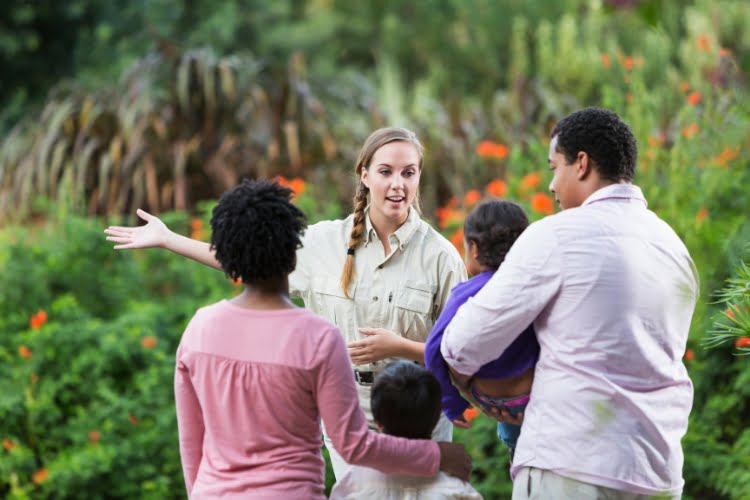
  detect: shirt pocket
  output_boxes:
[393,280,437,342]
[311,276,355,337]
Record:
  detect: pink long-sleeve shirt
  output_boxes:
[175,300,439,499]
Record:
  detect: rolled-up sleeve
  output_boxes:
[441,221,561,376]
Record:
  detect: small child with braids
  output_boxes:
[425,200,540,461]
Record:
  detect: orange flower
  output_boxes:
[463,407,480,422]
[486,179,507,198]
[684,349,694,362]
[679,82,690,93]
[625,93,633,103]
[719,47,731,57]
[140,336,157,349]
[714,145,739,167]
[601,54,611,68]
[31,373,39,385]
[30,310,48,330]
[274,176,289,188]
[447,196,459,209]
[726,307,736,319]
[695,208,708,223]
[520,172,541,190]
[464,190,482,207]
[736,337,750,349]
[128,415,139,426]
[530,193,555,215]
[681,123,699,139]
[19,345,32,359]
[190,218,203,232]
[289,177,306,196]
[449,229,464,254]
[2,438,14,451]
[89,431,101,444]
[696,34,710,52]
[622,57,635,71]
[32,468,48,485]
[435,207,464,229]
[476,141,509,159]
[687,92,701,106]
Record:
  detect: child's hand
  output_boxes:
[452,414,472,429]
[484,406,524,425]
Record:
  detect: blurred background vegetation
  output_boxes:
[2,0,750,498]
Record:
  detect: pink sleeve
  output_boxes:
[174,342,204,495]
[314,328,440,476]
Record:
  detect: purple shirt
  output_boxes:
[442,184,698,495]
[424,271,539,421]
[175,301,439,499]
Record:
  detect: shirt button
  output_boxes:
[373,296,379,302]
[378,265,383,269]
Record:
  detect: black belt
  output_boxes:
[353,369,374,385]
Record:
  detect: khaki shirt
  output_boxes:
[289,208,467,373]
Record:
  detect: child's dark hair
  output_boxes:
[370,360,441,440]
[464,200,529,270]
[210,179,307,285]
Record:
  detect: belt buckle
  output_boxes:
[354,370,374,386]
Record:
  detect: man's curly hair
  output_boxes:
[210,179,307,285]
[464,200,529,270]
[550,107,637,182]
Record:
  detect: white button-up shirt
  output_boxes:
[442,184,698,495]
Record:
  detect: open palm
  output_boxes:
[104,209,170,250]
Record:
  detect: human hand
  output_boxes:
[452,415,472,430]
[347,328,405,365]
[483,406,524,425]
[437,442,472,481]
[104,209,171,250]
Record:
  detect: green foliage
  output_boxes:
[2,1,750,498]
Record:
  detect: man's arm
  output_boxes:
[441,221,561,376]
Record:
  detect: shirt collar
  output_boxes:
[363,206,421,249]
[581,183,647,208]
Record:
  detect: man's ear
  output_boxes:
[576,151,593,180]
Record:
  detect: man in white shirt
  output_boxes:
[442,108,698,499]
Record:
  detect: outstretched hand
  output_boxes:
[347,328,405,365]
[104,209,170,250]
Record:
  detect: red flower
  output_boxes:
[520,172,542,190]
[736,337,750,349]
[696,34,710,52]
[486,179,507,198]
[2,438,14,451]
[601,54,611,68]
[141,336,157,349]
[32,468,48,485]
[684,349,694,362]
[530,193,555,215]
[695,208,708,223]
[88,431,101,444]
[463,407,480,422]
[476,141,509,159]
[687,92,702,106]
[19,345,32,359]
[289,177,306,196]
[449,229,465,255]
[30,310,48,330]
[464,190,482,207]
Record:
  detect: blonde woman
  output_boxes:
[104,127,467,478]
